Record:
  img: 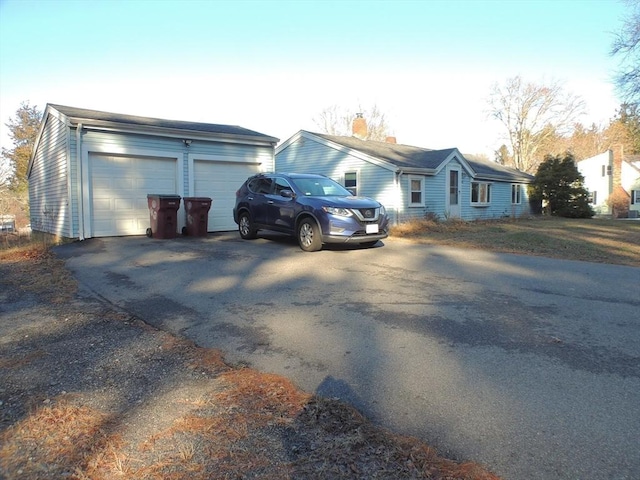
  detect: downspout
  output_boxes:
[76,123,85,240]
[395,169,403,226]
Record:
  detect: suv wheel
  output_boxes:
[298,218,322,252]
[238,212,257,239]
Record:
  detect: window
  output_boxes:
[409,176,423,206]
[248,177,273,194]
[607,165,612,176]
[602,165,605,177]
[587,191,597,204]
[632,190,639,205]
[344,172,357,196]
[274,177,292,195]
[471,182,491,205]
[511,184,522,204]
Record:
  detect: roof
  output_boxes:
[48,104,279,143]
[309,132,534,183]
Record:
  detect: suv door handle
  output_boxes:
[267,200,274,204]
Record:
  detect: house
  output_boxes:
[275,126,534,224]
[28,104,278,239]
[577,148,640,217]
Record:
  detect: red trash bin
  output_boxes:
[146,194,181,239]
[182,197,212,237]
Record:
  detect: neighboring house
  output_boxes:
[28,104,278,239]
[275,129,534,224]
[577,148,640,217]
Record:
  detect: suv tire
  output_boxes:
[238,211,257,240]
[298,218,322,252]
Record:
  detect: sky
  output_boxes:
[0,0,630,160]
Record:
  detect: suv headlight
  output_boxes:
[380,205,386,216]
[323,206,352,217]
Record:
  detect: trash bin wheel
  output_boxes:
[146,228,152,238]
[182,226,187,235]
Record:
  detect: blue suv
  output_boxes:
[233,173,389,252]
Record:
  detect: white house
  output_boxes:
[28,104,278,239]
[577,148,640,217]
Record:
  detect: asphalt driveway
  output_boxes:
[55,233,640,480]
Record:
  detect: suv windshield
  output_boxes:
[291,177,352,197]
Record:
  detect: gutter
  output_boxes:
[76,123,85,240]
[69,118,279,147]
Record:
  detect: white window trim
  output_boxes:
[511,184,522,205]
[471,181,492,206]
[409,175,425,207]
[344,170,358,196]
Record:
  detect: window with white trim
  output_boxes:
[471,182,491,205]
[409,176,424,206]
[631,190,639,205]
[344,172,357,196]
[511,184,522,204]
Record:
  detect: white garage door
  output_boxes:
[90,153,178,237]
[193,160,261,231]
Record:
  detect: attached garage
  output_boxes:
[28,104,278,239]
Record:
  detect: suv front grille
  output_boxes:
[353,208,379,221]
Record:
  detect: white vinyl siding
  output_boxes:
[577,151,613,215]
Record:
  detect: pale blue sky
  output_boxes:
[0,0,628,157]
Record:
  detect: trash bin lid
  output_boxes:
[147,194,181,199]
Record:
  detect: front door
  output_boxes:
[447,167,461,218]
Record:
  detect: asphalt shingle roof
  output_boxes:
[50,104,277,140]
[310,132,533,182]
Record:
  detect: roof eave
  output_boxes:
[70,118,279,146]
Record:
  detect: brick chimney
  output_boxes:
[385,136,397,144]
[352,113,367,139]
[612,144,623,188]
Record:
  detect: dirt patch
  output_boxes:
[0,245,500,479]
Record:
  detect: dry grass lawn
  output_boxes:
[390,216,640,267]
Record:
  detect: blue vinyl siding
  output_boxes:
[30,105,276,239]
[28,113,71,236]
[276,133,533,224]
[276,135,397,219]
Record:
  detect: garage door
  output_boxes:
[90,153,178,237]
[193,160,261,231]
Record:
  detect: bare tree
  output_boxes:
[611,0,640,104]
[313,104,393,141]
[488,76,585,173]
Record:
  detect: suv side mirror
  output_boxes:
[280,189,294,198]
